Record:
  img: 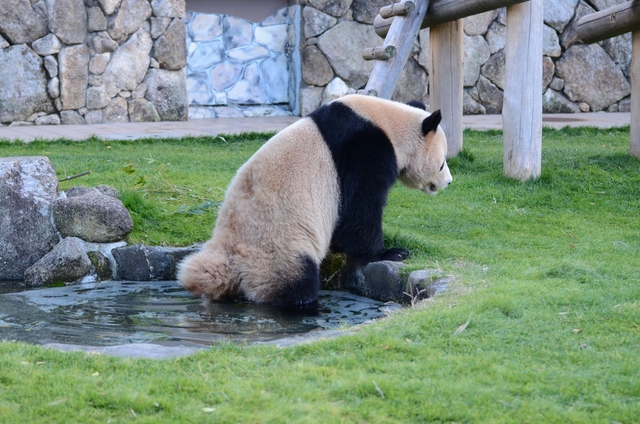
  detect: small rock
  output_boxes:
[52,194,133,243]
[23,237,92,287]
[112,244,199,281]
[87,251,113,281]
[341,261,406,303]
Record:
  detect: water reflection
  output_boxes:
[0,281,394,348]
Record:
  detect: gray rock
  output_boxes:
[543,24,562,57]
[544,0,579,33]
[352,0,391,24]
[0,34,9,49]
[227,45,270,64]
[86,85,111,109]
[303,6,337,38]
[89,53,110,75]
[23,237,92,287]
[151,0,185,18]
[588,0,621,11]
[405,269,452,299]
[66,185,120,199]
[481,49,505,90]
[84,109,104,124]
[603,32,632,80]
[88,6,108,32]
[188,40,225,71]
[464,35,491,87]
[31,34,62,56]
[144,68,188,120]
[44,56,59,78]
[556,43,631,111]
[112,244,198,281]
[47,77,60,99]
[104,97,129,122]
[87,251,113,281]
[107,0,152,41]
[154,18,187,71]
[46,0,88,45]
[128,99,161,122]
[426,277,454,298]
[486,22,506,54]
[543,56,555,90]
[307,0,352,18]
[92,31,119,54]
[341,261,406,303]
[302,45,334,86]
[103,29,153,96]
[59,45,90,110]
[52,194,134,243]
[222,15,253,49]
[391,58,429,105]
[150,17,172,38]
[0,46,54,122]
[60,110,86,125]
[464,9,499,36]
[35,114,61,125]
[477,75,503,114]
[543,89,580,113]
[0,156,60,281]
[0,0,48,44]
[299,86,324,116]
[318,21,379,88]
[322,77,349,104]
[464,90,486,115]
[550,76,564,91]
[97,0,122,15]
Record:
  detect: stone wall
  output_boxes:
[298,0,632,116]
[185,6,301,118]
[0,0,188,127]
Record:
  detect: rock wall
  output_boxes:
[298,0,632,115]
[0,0,188,127]
[185,6,300,118]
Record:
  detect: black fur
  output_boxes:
[422,110,442,135]
[272,255,320,307]
[407,100,427,110]
[309,102,401,263]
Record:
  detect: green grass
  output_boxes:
[1,127,639,422]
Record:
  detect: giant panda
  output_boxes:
[177,94,453,307]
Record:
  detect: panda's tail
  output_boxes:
[177,248,233,298]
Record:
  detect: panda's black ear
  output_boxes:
[422,110,442,135]
[407,100,426,110]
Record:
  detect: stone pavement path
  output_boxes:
[0,113,631,143]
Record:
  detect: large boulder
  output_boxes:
[23,237,92,287]
[0,0,48,44]
[556,43,631,111]
[59,45,90,111]
[107,0,152,42]
[112,244,198,280]
[317,21,380,89]
[543,0,579,33]
[144,68,189,120]
[154,18,187,71]
[307,0,352,18]
[103,29,153,97]
[52,194,134,243]
[0,46,54,122]
[45,0,88,45]
[0,157,60,281]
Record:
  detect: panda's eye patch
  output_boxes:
[439,161,445,172]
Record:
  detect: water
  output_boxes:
[0,281,396,349]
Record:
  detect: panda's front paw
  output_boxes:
[381,248,409,262]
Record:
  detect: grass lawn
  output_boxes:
[0,127,639,423]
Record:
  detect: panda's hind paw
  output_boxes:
[381,248,409,262]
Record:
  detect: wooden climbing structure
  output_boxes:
[361,0,544,181]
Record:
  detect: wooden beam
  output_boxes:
[632,30,640,158]
[430,19,464,158]
[379,1,415,19]
[576,1,640,45]
[362,45,397,61]
[374,0,529,38]
[502,0,543,181]
[364,0,430,99]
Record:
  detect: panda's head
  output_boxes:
[398,106,453,195]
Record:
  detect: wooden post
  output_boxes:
[503,0,543,180]
[364,0,430,99]
[430,20,464,158]
[632,30,640,158]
